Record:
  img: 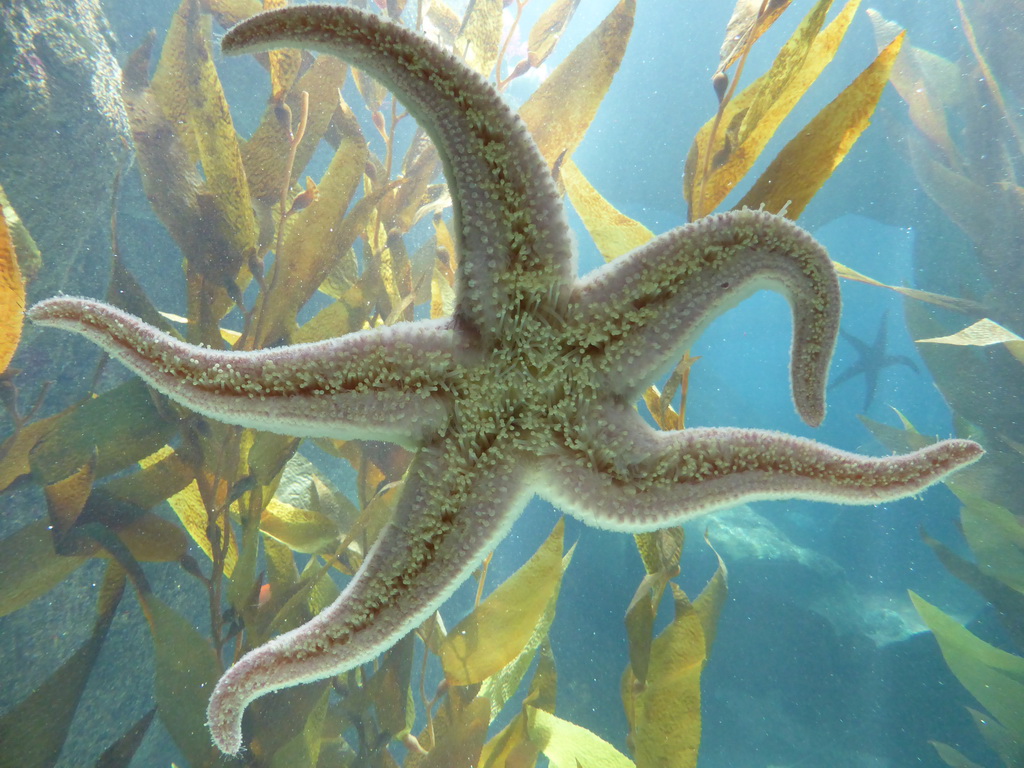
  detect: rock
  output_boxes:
[0,0,133,301]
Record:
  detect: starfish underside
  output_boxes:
[27,5,983,756]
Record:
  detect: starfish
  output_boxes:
[830,310,920,411]
[27,5,982,755]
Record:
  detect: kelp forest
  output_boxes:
[0,0,1021,766]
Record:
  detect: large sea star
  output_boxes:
[27,5,982,755]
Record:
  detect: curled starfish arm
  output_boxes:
[27,297,455,446]
[537,405,983,531]
[222,6,575,339]
[206,437,530,755]
[570,209,840,426]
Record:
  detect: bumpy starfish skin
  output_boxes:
[27,5,983,756]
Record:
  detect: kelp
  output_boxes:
[0,0,900,765]
[868,0,1024,546]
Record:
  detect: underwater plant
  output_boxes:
[854,2,1024,764]
[0,1,983,767]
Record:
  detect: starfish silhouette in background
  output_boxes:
[830,310,920,411]
[27,6,982,755]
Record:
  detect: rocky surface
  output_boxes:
[0,0,133,301]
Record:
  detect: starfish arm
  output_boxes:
[828,363,865,390]
[206,437,531,754]
[27,297,455,446]
[536,405,983,531]
[839,327,873,358]
[885,354,920,374]
[222,6,575,340]
[863,367,879,411]
[569,209,840,426]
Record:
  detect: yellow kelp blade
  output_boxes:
[258,134,376,346]
[158,477,239,578]
[262,0,301,104]
[241,54,348,203]
[910,592,1024,737]
[455,0,502,76]
[441,520,567,686]
[561,160,654,262]
[685,0,861,219]
[519,0,635,166]
[478,546,574,718]
[527,0,582,68]
[737,33,905,218]
[205,0,261,28]
[716,0,793,76]
[267,685,331,768]
[260,498,341,555]
[0,208,24,375]
[624,587,704,768]
[526,707,635,768]
[160,311,241,345]
[831,261,977,313]
[866,10,961,162]
[0,184,41,283]
[623,539,727,768]
[918,318,1024,366]
[479,640,557,767]
[150,0,257,296]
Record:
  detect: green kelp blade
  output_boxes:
[930,741,986,768]
[958,493,1024,594]
[737,32,905,218]
[0,520,87,618]
[151,0,257,277]
[526,708,635,768]
[0,563,125,768]
[967,706,1024,768]
[138,593,235,768]
[369,635,416,739]
[519,0,634,167]
[405,695,490,768]
[441,519,566,686]
[0,380,175,493]
[249,679,331,764]
[93,709,156,768]
[267,685,331,768]
[921,527,1024,653]
[910,591,1024,736]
